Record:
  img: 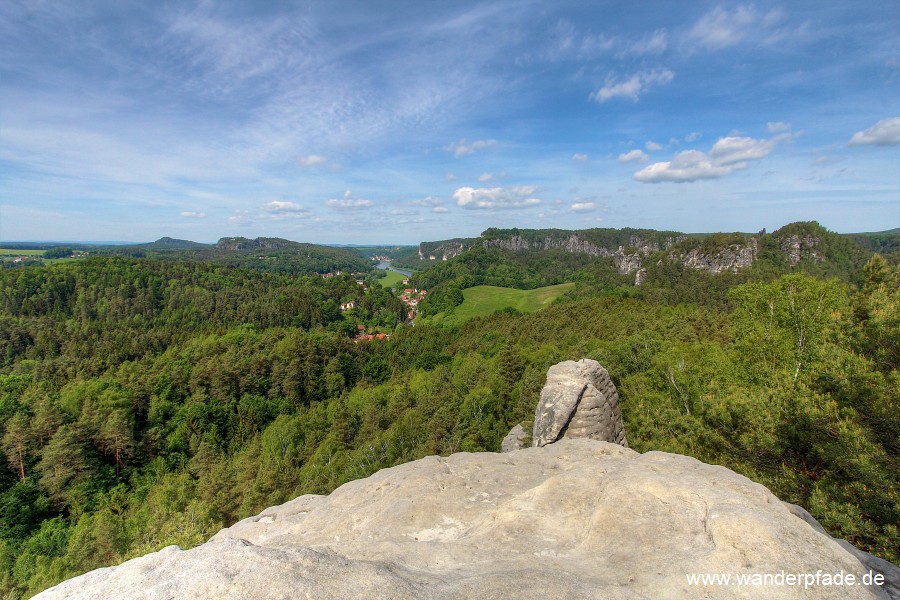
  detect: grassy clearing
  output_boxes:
[376,269,407,289]
[0,248,44,256]
[440,282,575,324]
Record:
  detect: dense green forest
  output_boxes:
[1,237,373,277]
[98,237,373,276]
[0,226,898,598]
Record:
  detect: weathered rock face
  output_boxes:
[482,234,654,275]
[675,238,758,274]
[36,439,891,600]
[419,239,469,262]
[779,234,826,266]
[500,423,529,452]
[533,358,627,448]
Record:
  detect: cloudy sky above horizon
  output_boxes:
[2,0,898,244]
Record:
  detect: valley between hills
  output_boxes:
[0,221,897,597]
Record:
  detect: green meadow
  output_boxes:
[438,283,575,324]
[376,269,407,289]
[0,248,44,256]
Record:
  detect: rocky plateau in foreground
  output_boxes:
[35,361,897,599]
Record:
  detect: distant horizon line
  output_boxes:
[2,223,898,249]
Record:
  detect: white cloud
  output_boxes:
[633,150,732,183]
[767,122,791,133]
[432,206,449,213]
[264,200,308,213]
[571,202,596,212]
[444,138,497,158]
[445,172,458,181]
[227,211,252,226]
[453,185,541,210]
[848,117,900,146]
[325,190,374,210]
[645,141,663,151]
[709,136,778,165]
[687,6,792,50]
[572,153,589,162]
[180,211,207,218]
[592,69,674,103]
[298,154,327,167]
[685,132,702,142]
[617,149,649,163]
[624,29,668,56]
[478,172,494,182]
[634,134,782,183]
[687,5,758,49]
[411,196,442,207]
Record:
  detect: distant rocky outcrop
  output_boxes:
[417,238,472,262]
[36,361,897,600]
[481,233,658,276]
[216,237,294,251]
[532,358,627,448]
[672,237,758,274]
[779,234,826,266]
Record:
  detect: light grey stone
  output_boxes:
[532,358,627,448]
[784,502,899,599]
[36,439,890,600]
[501,423,529,452]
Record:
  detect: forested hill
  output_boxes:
[96,237,372,276]
[411,222,885,317]
[396,221,890,275]
[0,241,897,598]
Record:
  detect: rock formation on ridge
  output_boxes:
[532,358,627,448]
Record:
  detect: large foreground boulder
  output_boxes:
[36,439,891,599]
[533,358,627,447]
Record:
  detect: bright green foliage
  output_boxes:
[729,275,844,385]
[0,250,897,598]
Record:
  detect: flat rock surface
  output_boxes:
[36,439,888,599]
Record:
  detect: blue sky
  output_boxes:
[1,1,898,244]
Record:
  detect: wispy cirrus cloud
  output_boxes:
[684,5,803,51]
[180,211,207,218]
[572,153,589,162]
[848,117,900,146]
[592,69,674,103]
[453,185,541,209]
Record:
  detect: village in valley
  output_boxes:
[325,266,427,342]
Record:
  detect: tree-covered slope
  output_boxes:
[0,251,897,598]
[97,237,372,276]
